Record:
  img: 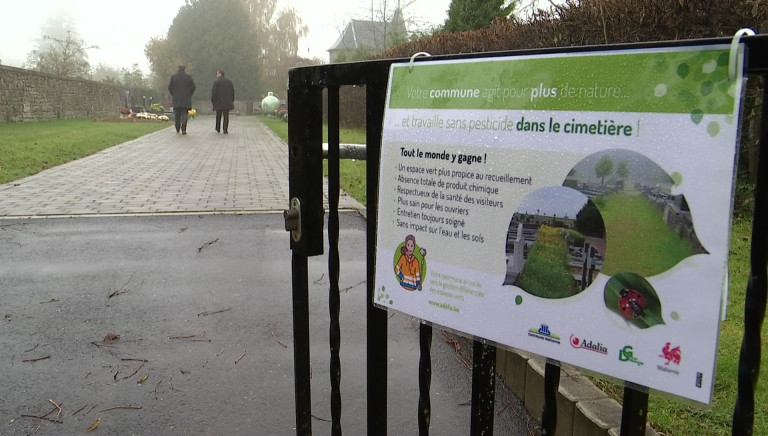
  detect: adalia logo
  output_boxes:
[527,324,561,344]
[569,335,608,354]
[618,345,643,366]
[659,342,681,365]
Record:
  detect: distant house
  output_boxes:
[328,8,407,62]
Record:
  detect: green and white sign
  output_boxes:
[374,45,745,405]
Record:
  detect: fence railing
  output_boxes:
[286,34,768,436]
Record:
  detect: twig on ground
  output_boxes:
[120,358,148,362]
[197,308,231,317]
[39,298,58,304]
[48,399,63,419]
[311,414,331,422]
[20,414,62,424]
[116,361,145,381]
[197,238,219,253]
[271,331,288,348]
[22,355,51,363]
[169,333,210,342]
[23,344,39,353]
[442,331,472,369]
[454,353,472,369]
[153,380,162,399]
[72,402,88,416]
[39,403,60,419]
[99,405,142,412]
[313,273,326,284]
[235,348,247,364]
[107,271,141,298]
[340,280,366,293]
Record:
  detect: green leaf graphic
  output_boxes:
[604,272,665,329]
[707,121,721,137]
[690,109,704,124]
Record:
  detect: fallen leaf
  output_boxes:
[86,418,101,431]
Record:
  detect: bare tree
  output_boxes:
[25,30,98,79]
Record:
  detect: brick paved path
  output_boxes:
[0,116,363,217]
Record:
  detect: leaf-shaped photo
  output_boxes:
[604,272,664,329]
[563,149,707,278]
[503,186,606,299]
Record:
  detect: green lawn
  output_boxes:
[258,115,368,205]
[0,118,168,184]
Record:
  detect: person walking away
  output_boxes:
[168,65,196,134]
[211,69,235,134]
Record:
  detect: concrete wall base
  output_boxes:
[496,350,659,436]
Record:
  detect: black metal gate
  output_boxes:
[285,35,768,436]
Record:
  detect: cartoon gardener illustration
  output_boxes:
[394,234,424,291]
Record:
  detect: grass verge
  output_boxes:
[258,116,368,205]
[0,118,168,184]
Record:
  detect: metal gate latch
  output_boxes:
[283,197,302,242]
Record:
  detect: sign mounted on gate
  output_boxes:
[374,44,746,405]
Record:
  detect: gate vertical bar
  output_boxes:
[732,71,768,436]
[470,342,496,435]
[367,82,387,436]
[291,254,312,436]
[328,85,343,436]
[288,67,325,436]
[418,324,432,435]
[541,360,561,435]
[620,387,649,436]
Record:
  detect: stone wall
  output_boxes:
[0,65,127,122]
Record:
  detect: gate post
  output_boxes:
[732,70,768,435]
[287,67,325,436]
[367,82,388,436]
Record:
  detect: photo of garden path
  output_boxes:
[566,149,708,277]
[504,187,606,299]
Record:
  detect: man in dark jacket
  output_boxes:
[211,69,235,134]
[168,65,196,134]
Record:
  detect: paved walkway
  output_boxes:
[0,116,363,217]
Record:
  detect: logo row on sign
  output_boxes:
[527,323,689,379]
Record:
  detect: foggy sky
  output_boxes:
[0,0,451,73]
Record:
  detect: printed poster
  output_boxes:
[373,45,745,405]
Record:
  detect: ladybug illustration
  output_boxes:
[618,288,648,320]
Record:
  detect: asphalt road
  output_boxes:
[0,116,539,435]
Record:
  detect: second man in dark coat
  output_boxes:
[211,70,235,134]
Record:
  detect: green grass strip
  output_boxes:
[0,118,168,184]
